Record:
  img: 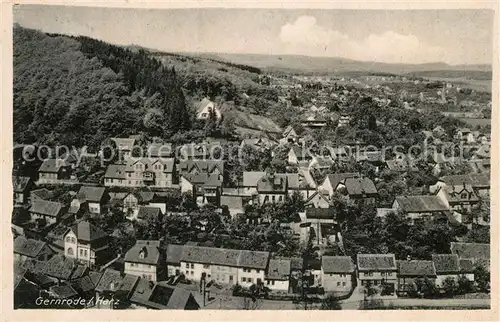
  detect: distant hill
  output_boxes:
[180,52,492,78]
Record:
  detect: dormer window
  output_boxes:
[139,246,148,259]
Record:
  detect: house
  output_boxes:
[70,186,108,215]
[136,206,163,223]
[265,258,291,292]
[124,157,176,188]
[321,256,355,293]
[397,260,437,295]
[392,195,449,224]
[318,173,359,196]
[166,244,184,277]
[468,159,490,174]
[430,174,490,198]
[130,278,199,309]
[357,254,398,294]
[196,98,221,120]
[179,245,270,288]
[180,173,223,206]
[30,188,52,203]
[104,164,127,187]
[240,137,275,151]
[63,221,110,267]
[431,254,462,287]
[337,115,351,127]
[280,125,299,144]
[309,156,334,170]
[220,195,244,219]
[455,128,475,143]
[329,147,349,162]
[29,199,64,225]
[435,183,481,216]
[257,173,288,204]
[304,191,331,209]
[301,113,327,128]
[111,137,136,161]
[178,160,224,176]
[237,250,270,288]
[37,159,76,184]
[13,176,32,204]
[287,145,312,165]
[33,254,88,282]
[14,236,54,263]
[179,143,221,160]
[336,177,378,199]
[242,171,266,196]
[124,240,165,282]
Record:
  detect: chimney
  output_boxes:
[407,255,411,261]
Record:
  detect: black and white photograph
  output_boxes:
[8,2,495,313]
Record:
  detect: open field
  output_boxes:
[422,76,491,93]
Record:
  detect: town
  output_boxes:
[12,23,491,310]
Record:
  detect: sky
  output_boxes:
[13,5,494,65]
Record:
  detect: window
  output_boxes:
[71,237,76,243]
[248,278,253,284]
[203,264,210,269]
[267,280,270,285]
[190,271,194,276]
[387,272,392,276]
[84,250,88,257]
[229,275,233,282]
[190,263,194,269]
[373,280,378,285]
[80,249,84,256]
[271,281,275,285]
[67,248,74,255]
[337,282,341,286]
[342,282,346,287]
[256,269,260,273]
[242,277,246,282]
[66,236,71,242]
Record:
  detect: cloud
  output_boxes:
[279,15,448,64]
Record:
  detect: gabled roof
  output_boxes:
[397,260,436,277]
[38,159,71,173]
[29,199,63,217]
[31,188,52,200]
[67,221,108,242]
[126,157,175,173]
[322,256,355,274]
[257,174,287,193]
[14,236,48,258]
[180,246,270,269]
[166,244,184,265]
[12,176,31,193]
[49,284,79,299]
[181,173,223,187]
[112,138,135,151]
[342,177,378,196]
[196,97,216,113]
[104,164,127,180]
[450,242,490,261]
[71,275,96,293]
[77,186,106,203]
[290,257,304,271]
[459,259,474,273]
[238,250,270,269]
[323,173,359,190]
[124,240,161,265]
[432,254,460,274]
[266,258,291,280]
[95,268,123,293]
[178,160,225,174]
[242,171,266,187]
[43,255,86,280]
[394,195,449,213]
[130,278,198,309]
[357,254,397,271]
[181,245,241,267]
[137,206,162,220]
[440,174,490,188]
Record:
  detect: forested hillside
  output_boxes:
[13,26,284,149]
